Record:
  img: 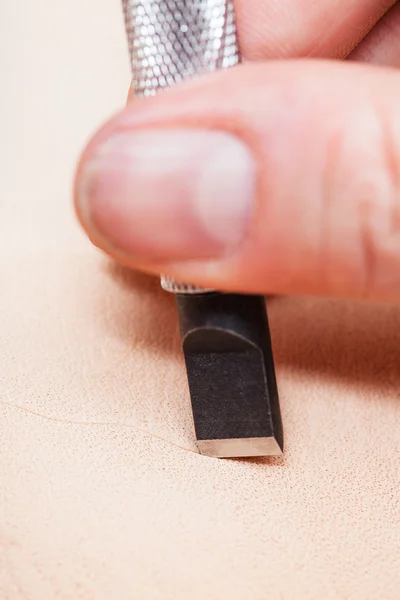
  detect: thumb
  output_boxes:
[75,60,400,302]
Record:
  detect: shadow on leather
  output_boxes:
[103,260,181,358]
[269,296,400,393]
[104,261,400,393]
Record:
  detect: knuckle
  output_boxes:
[322,104,400,299]
[355,107,400,297]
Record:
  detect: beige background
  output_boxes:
[1,1,400,598]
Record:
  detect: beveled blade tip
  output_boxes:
[197,437,283,459]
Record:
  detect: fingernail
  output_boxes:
[78,129,255,261]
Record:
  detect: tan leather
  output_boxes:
[2,2,400,598]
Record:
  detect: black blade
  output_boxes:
[176,293,283,458]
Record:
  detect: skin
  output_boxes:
[75,0,400,302]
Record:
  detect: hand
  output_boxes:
[74,1,400,302]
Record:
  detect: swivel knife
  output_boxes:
[121,0,284,458]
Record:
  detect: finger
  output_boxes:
[348,1,400,66]
[235,0,396,60]
[75,60,400,303]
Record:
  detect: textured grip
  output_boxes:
[122,0,240,293]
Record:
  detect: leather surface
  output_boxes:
[1,1,400,598]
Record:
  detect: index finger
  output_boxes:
[235,0,397,59]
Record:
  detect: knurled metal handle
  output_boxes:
[122,0,240,293]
